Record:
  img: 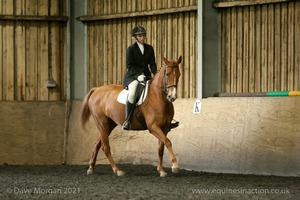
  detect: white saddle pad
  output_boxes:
[117,82,149,105]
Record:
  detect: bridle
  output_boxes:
[162,65,179,94]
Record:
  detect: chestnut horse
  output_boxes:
[81,56,182,177]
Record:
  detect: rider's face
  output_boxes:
[135,34,146,44]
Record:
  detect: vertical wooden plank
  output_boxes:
[121,0,126,13]
[236,7,243,93]
[15,0,26,100]
[287,2,294,90]
[274,3,281,91]
[151,0,157,75]
[255,6,261,92]
[167,14,172,59]
[177,11,184,89]
[146,16,151,54]
[221,10,227,92]
[25,0,38,100]
[112,20,118,84]
[93,24,99,87]
[121,20,127,81]
[99,0,105,87]
[267,4,274,91]
[189,11,196,97]
[115,1,122,85]
[190,0,197,6]
[248,6,255,92]
[0,1,3,100]
[103,2,108,85]
[243,6,249,92]
[3,0,14,100]
[295,1,300,90]
[147,0,152,11]
[131,0,136,12]
[94,1,101,87]
[183,12,190,98]
[86,1,92,89]
[225,9,232,92]
[167,0,172,8]
[156,16,162,68]
[99,22,105,86]
[161,13,167,64]
[87,24,93,89]
[26,0,38,101]
[59,0,67,100]
[107,2,114,85]
[107,22,113,85]
[261,5,268,92]
[50,0,61,100]
[163,14,168,60]
[281,3,288,90]
[231,7,237,92]
[181,1,192,94]
[141,0,146,12]
[194,9,198,98]
[37,0,49,100]
[116,20,122,85]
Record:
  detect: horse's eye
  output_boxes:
[166,73,170,76]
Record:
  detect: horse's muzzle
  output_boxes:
[167,95,176,102]
[167,89,177,102]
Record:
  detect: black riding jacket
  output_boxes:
[123,42,157,86]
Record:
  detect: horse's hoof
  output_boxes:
[117,170,125,176]
[87,169,94,175]
[160,171,168,177]
[172,167,180,173]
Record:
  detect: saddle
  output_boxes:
[117,81,149,105]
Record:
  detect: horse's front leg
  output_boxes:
[87,135,102,175]
[157,141,168,177]
[151,125,180,175]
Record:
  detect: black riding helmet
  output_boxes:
[132,26,146,37]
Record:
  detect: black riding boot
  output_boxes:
[170,119,179,129]
[122,101,134,130]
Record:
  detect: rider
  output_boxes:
[122,25,157,130]
[122,25,179,130]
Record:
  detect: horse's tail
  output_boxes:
[80,87,96,131]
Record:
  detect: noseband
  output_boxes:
[162,65,179,94]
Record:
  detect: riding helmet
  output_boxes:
[132,26,146,37]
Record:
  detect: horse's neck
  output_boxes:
[152,69,164,88]
[150,69,167,101]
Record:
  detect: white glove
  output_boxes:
[137,74,146,82]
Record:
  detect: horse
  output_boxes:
[80,56,182,177]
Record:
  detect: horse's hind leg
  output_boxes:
[87,135,102,175]
[100,130,125,176]
[157,141,168,177]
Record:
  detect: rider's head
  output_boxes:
[132,26,146,44]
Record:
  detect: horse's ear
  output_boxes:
[178,56,182,64]
[162,56,168,65]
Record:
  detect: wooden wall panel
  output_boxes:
[85,0,198,98]
[0,0,67,101]
[220,1,300,93]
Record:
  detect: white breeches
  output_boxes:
[127,80,139,104]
